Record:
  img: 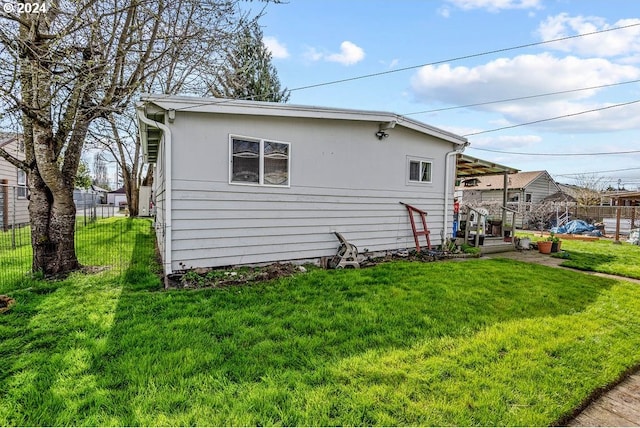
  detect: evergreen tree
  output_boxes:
[213,22,290,102]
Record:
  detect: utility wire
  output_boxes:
[286,23,640,94]
[468,147,640,156]
[402,79,640,115]
[463,98,640,137]
[555,167,640,176]
[159,22,640,112]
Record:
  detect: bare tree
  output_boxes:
[572,174,606,206]
[87,5,286,217]
[0,0,258,275]
[92,153,109,190]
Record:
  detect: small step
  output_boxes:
[480,240,515,254]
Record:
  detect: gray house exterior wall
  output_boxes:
[0,136,29,229]
[140,97,467,273]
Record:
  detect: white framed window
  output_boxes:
[230,135,290,187]
[408,157,432,184]
[17,169,27,198]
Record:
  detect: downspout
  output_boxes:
[137,107,173,282]
[444,141,469,241]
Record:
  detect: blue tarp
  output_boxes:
[550,220,601,236]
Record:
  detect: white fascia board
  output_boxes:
[140,94,468,147]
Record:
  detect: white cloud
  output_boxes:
[410,53,640,132]
[303,47,323,62]
[263,36,289,59]
[304,41,365,66]
[438,6,451,18]
[446,0,542,13]
[537,14,640,58]
[325,41,365,66]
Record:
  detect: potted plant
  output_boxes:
[549,233,562,253]
[537,239,552,254]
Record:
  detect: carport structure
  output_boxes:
[613,191,640,242]
[456,153,520,234]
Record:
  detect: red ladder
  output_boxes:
[400,202,431,252]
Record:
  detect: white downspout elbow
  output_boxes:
[444,142,468,241]
[137,107,173,278]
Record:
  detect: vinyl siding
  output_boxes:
[0,138,29,229]
[152,133,167,264]
[157,111,457,271]
[525,174,560,203]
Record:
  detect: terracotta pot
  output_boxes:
[538,241,552,254]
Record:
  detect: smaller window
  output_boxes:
[409,159,432,183]
[17,169,27,198]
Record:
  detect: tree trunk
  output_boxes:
[29,171,80,275]
[125,175,139,217]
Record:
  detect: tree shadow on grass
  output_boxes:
[558,250,618,273]
[0,219,157,426]
[90,256,619,425]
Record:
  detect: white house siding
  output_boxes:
[0,138,29,229]
[153,133,167,264]
[161,112,457,271]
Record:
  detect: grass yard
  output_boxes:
[2,219,640,426]
[0,217,132,287]
[554,238,640,280]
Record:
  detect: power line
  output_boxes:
[402,79,640,116]
[161,22,640,112]
[468,147,640,156]
[286,22,640,94]
[463,98,640,137]
[555,167,640,176]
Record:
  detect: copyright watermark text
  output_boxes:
[2,1,47,14]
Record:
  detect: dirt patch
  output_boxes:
[167,263,304,289]
[0,295,16,314]
[167,250,481,290]
[359,249,479,267]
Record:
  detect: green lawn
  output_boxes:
[554,238,640,280]
[2,219,640,426]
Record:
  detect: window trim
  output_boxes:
[229,134,291,188]
[17,169,27,199]
[407,156,433,185]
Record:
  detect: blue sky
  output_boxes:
[253,0,640,190]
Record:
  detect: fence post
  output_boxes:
[1,179,7,232]
[12,185,16,249]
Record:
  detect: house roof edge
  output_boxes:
[139,94,468,146]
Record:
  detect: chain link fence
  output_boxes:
[1,183,125,286]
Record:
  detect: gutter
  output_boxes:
[444,142,469,241]
[137,107,173,281]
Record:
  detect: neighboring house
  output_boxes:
[458,170,560,205]
[91,184,109,204]
[0,134,29,230]
[74,185,109,212]
[137,95,468,274]
[553,183,581,203]
[456,170,561,227]
[107,186,127,208]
